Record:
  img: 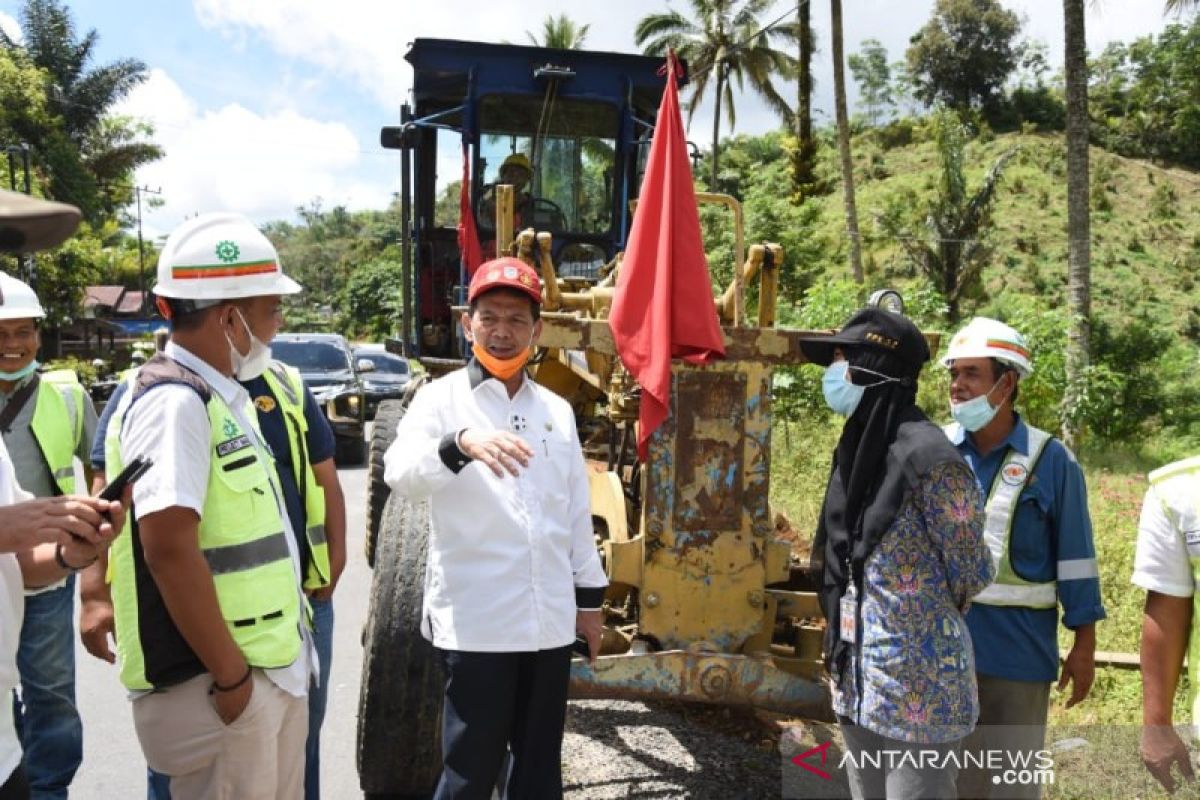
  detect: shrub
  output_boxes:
[1150,182,1178,220]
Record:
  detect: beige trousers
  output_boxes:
[132,669,307,800]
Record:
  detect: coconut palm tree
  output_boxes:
[635,0,798,189]
[830,0,863,283]
[789,0,819,202]
[1164,0,1200,13]
[1,0,149,144]
[0,0,159,217]
[1061,0,1090,447]
[526,14,591,50]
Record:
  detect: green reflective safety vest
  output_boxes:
[1147,456,1200,723]
[945,422,1057,609]
[31,371,86,495]
[260,361,330,590]
[106,355,302,691]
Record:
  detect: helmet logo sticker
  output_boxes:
[503,266,518,279]
[215,240,240,264]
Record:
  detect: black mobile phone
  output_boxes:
[99,456,152,502]
[571,636,591,658]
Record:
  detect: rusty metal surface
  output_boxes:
[672,371,745,531]
[538,316,943,367]
[537,316,836,366]
[637,363,776,652]
[569,650,833,721]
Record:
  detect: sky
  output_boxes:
[0,0,1182,240]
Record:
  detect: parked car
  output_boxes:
[272,333,366,464]
[353,345,413,419]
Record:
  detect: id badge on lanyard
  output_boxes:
[839,583,857,644]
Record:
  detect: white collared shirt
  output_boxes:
[384,367,608,652]
[0,437,33,783]
[117,341,315,696]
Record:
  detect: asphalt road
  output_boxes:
[67,443,784,799]
[71,460,372,799]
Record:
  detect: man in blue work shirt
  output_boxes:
[81,351,346,800]
[941,317,1105,799]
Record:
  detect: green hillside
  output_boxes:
[710,126,1200,330]
[702,124,1200,461]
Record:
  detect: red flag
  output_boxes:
[608,52,726,461]
[457,142,483,276]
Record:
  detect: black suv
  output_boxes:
[353,345,412,419]
[272,333,366,464]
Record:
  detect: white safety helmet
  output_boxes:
[0,271,46,321]
[940,316,1033,377]
[153,212,301,302]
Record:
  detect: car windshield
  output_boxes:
[359,353,409,375]
[273,340,351,371]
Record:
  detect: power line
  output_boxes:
[839,228,1200,248]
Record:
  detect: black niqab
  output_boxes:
[811,330,964,691]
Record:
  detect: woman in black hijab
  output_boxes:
[799,308,992,800]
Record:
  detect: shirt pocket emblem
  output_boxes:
[1001,463,1029,486]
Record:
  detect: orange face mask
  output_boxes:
[471,341,532,381]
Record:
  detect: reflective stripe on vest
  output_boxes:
[945,423,1057,609]
[261,361,330,590]
[30,379,82,495]
[107,361,301,691]
[203,530,291,575]
[1148,457,1200,724]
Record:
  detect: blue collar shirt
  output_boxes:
[950,415,1106,683]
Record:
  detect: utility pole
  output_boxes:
[135,185,162,315]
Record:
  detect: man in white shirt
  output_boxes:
[385,256,608,799]
[105,213,315,800]
[1133,454,1200,793]
[0,189,125,800]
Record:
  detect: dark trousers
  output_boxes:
[434,646,572,800]
[0,764,30,800]
[957,675,1052,800]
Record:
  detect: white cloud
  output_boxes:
[116,68,392,237]
[0,11,20,43]
[190,0,662,108]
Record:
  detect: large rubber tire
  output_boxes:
[365,399,405,567]
[357,493,445,798]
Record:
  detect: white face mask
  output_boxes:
[949,377,1004,432]
[225,307,272,381]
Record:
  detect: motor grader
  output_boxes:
[359,38,841,798]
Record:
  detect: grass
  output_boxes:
[795,130,1200,335]
[769,417,1194,798]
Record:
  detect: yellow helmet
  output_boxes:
[501,153,532,174]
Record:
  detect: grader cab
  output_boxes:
[359,38,834,798]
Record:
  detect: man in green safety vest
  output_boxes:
[104,212,314,799]
[0,187,126,800]
[1134,453,1200,793]
[82,353,347,800]
[0,270,99,800]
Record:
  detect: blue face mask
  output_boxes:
[950,381,1002,432]
[822,360,865,417]
[0,360,38,382]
